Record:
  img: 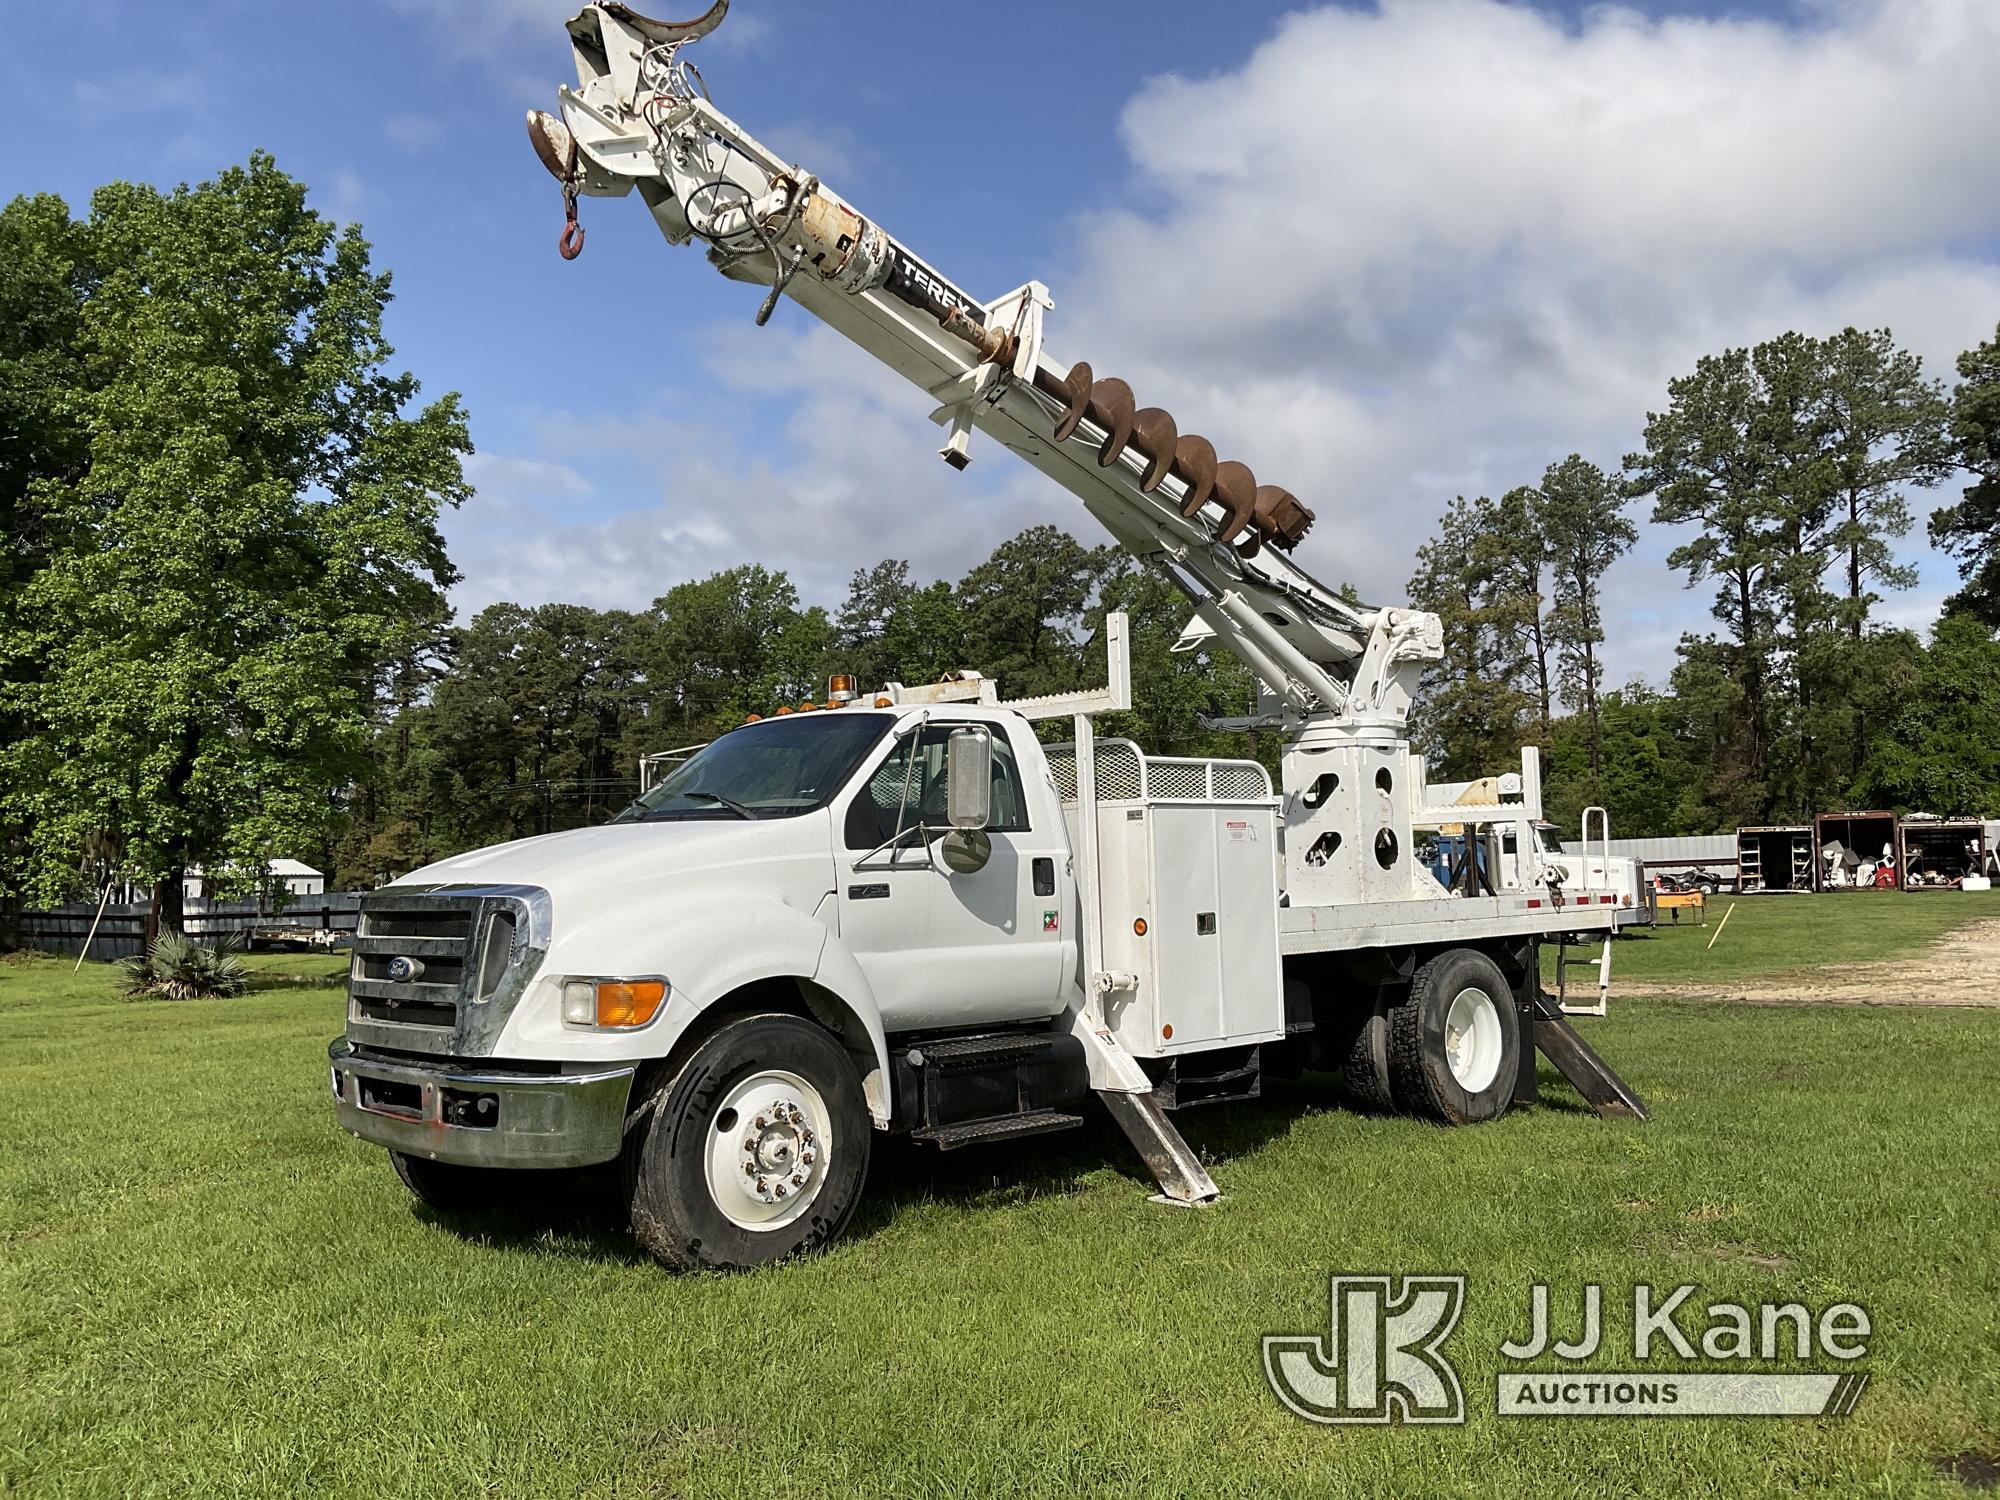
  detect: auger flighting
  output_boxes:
[523,0,1451,730]
[317,1,1652,1276]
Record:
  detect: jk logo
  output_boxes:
[1263,1275,1467,1425]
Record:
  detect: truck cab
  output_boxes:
[331,701,1092,1269]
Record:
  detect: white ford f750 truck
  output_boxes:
[329,1,1647,1272]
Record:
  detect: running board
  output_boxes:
[1531,991,1650,1121]
[913,1109,1083,1150]
[1097,1089,1220,1204]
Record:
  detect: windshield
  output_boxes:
[614,714,890,823]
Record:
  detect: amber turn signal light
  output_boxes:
[595,980,667,1028]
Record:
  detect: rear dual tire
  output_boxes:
[1386,948,1521,1124]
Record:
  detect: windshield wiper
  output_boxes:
[677,790,757,820]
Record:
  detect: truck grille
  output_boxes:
[344,885,549,1060]
[349,902,476,1032]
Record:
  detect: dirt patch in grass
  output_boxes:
[1625,917,2000,1007]
[1646,1234,1795,1271]
[1935,1452,2000,1490]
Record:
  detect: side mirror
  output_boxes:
[945,727,992,830]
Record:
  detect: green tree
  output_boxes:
[1406,494,1537,776]
[1932,322,2000,624]
[1536,455,1636,781]
[1089,563,1257,760]
[835,558,969,692]
[1493,485,1553,737]
[1857,613,2000,813]
[1626,347,1787,812]
[1817,327,1952,636]
[0,195,91,906]
[645,564,831,736]
[956,525,1119,699]
[0,157,469,933]
[836,558,913,692]
[327,634,454,887]
[876,580,969,689]
[1541,687,1705,840]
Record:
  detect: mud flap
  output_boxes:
[1528,990,1650,1121]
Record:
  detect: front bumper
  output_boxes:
[328,1038,636,1169]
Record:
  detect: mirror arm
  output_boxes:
[853,821,939,873]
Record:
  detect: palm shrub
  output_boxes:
[120,932,250,1000]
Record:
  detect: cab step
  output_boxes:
[910,1032,1060,1071]
[891,1029,1091,1144]
[912,1110,1085,1150]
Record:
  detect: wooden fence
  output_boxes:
[8,894,363,961]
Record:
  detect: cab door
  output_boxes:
[832,719,1066,1032]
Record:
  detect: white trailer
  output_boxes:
[328,2,1647,1271]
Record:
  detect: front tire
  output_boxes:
[1386,949,1521,1124]
[623,1012,871,1272]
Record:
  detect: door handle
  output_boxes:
[1032,857,1055,897]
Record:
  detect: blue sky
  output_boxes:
[6,0,1997,688]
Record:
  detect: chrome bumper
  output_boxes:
[328,1038,635,1169]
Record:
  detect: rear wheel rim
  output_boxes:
[1443,986,1502,1093]
[702,1069,832,1232]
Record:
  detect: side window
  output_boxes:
[983,728,1029,833]
[843,722,1031,849]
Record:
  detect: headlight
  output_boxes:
[560,977,669,1030]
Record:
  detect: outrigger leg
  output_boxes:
[1529,990,1650,1120]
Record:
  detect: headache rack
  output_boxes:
[1044,741,1274,806]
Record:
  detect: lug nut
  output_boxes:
[774,1183,787,1197]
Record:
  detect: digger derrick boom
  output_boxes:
[531,1,1442,726]
[516,6,1648,1155]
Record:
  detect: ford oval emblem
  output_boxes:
[386,955,424,983]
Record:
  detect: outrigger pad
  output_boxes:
[1530,991,1650,1121]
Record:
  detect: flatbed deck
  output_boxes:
[1279,891,1626,955]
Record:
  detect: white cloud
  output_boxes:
[1048,0,2000,683]
[447,0,2000,689]
[322,168,367,225]
[757,120,872,183]
[72,70,206,114]
[445,337,1078,621]
[383,114,445,152]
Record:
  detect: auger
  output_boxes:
[319,2,1651,1274]
[523,1,1413,733]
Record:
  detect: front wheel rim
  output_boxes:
[1443,986,1503,1093]
[702,1069,833,1232]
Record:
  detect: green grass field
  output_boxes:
[1556,887,2000,988]
[3,926,1997,1498]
